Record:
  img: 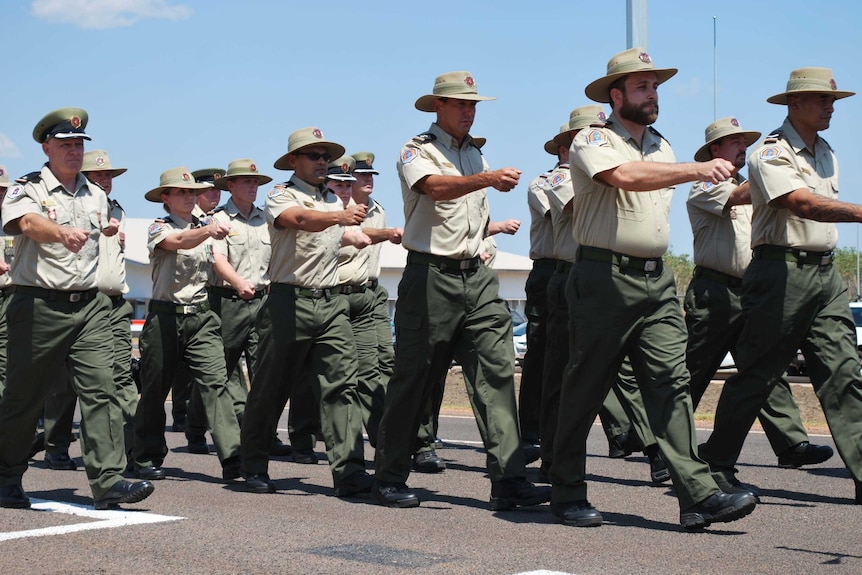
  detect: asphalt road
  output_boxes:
[0,409,857,575]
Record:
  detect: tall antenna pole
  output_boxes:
[626,0,648,50]
[713,16,718,120]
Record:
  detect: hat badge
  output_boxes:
[598,111,607,121]
[182,173,191,182]
[341,163,349,173]
[639,52,652,64]
[366,161,373,169]
[213,173,221,180]
[249,163,257,172]
[465,76,475,87]
[312,129,322,139]
[731,118,739,127]
[70,116,82,129]
[830,78,837,90]
[96,156,106,166]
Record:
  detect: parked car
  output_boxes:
[513,322,527,366]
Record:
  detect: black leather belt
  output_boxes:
[208,285,267,300]
[279,284,340,299]
[407,250,481,273]
[366,279,379,289]
[0,286,9,298]
[693,266,743,288]
[11,285,99,303]
[533,258,557,271]
[577,246,662,273]
[340,284,367,294]
[752,245,834,266]
[149,300,211,315]
[555,260,573,273]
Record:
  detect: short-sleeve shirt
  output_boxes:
[544,163,580,263]
[147,214,212,304]
[265,174,342,288]
[527,171,555,260]
[397,123,490,259]
[362,197,386,281]
[569,114,676,258]
[748,117,838,251]
[2,165,109,290]
[96,198,128,296]
[687,176,752,279]
[209,197,271,290]
[337,197,370,286]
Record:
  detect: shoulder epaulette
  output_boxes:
[15,171,41,184]
[110,198,124,211]
[763,129,784,144]
[161,215,173,224]
[277,180,294,188]
[589,121,607,128]
[211,205,226,214]
[412,132,437,144]
[648,126,665,139]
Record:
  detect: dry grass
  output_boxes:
[441,367,829,435]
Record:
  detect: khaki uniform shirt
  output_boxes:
[337,198,370,286]
[0,236,14,289]
[527,171,555,260]
[687,176,752,279]
[147,215,212,304]
[545,163,580,263]
[398,123,490,259]
[748,118,838,251]
[210,198,271,290]
[2,165,108,290]
[483,235,498,268]
[569,114,676,258]
[265,175,342,288]
[96,198,128,296]
[362,197,386,280]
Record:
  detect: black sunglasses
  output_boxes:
[295,151,332,163]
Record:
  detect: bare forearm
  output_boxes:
[213,257,244,288]
[793,197,862,222]
[17,213,67,242]
[158,227,210,250]
[421,173,495,201]
[363,227,394,244]
[275,208,342,232]
[726,181,751,207]
[601,162,702,191]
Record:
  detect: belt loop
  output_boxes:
[619,255,629,268]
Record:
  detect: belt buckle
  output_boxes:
[821,255,832,266]
[644,260,657,272]
[69,292,81,302]
[459,259,471,270]
[311,288,324,299]
[181,305,195,314]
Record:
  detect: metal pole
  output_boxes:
[713,16,718,120]
[626,0,648,50]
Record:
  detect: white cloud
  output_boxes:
[0,134,22,159]
[31,0,193,30]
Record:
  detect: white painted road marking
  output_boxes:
[0,499,183,542]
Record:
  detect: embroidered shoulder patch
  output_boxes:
[550,171,569,187]
[759,147,781,160]
[6,184,24,200]
[267,185,286,198]
[700,181,714,192]
[147,222,165,236]
[401,147,418,164]
[585,129,608,146]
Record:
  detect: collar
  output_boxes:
[428,122,476,151]
[781,117,826,156]
[289,174,329,199]
[41,164,88,195]
[605,113,662,152]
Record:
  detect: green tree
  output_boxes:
[664,249,694,297]
[834,247,861,301]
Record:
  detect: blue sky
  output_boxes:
[2,0,860,257]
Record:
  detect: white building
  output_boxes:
[124,218,531,321]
